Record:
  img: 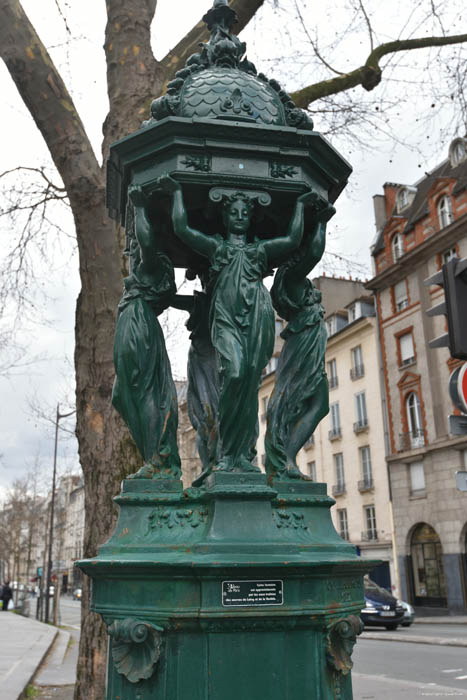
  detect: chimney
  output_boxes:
[373,194,386,232]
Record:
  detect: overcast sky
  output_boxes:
[0,0,463,499]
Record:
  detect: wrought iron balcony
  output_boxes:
[350,364,364,380]
[358,478,374,493]
[399,429,425,451]
[361,529,378,541]
[353,419,369,433]
[332,483,346,497]
[328,427,342,441]
[329,376,339,389]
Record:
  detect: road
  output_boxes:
[353,637,467,698]
[35,600,467,697]
[57,596,82,629]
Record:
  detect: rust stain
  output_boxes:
[85,404,104,435]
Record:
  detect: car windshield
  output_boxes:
[364,576,387,595]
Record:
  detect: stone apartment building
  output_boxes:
[257,277,395,591]
[367,136,467,612]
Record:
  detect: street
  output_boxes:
[354,630,467,698]
[35,599,467,697]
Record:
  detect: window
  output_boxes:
[328,359,338,389]
[442,247,457,264]
[337,509,349,540]
[450,138,467,167]
[348,302,361,323]
[350,345,364,379]
[364,505,377,540]
[360,446,372,485]
[261,395,269,422]
[329,402,341,439]
[438,196,454,229]
[394,280,409,312]
[399,332,415,366]
[334,453,345,489]
[326,317,336,337]
[392,233,404,262]
[308,461,316,481]
[406,392,424,448]
[397,188,409,211]
[264,356,278,375]
[354,391,368,429]
[409,461,426,492]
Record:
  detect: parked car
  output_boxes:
[361,577,405,630]
[73,588,82,601]
[399,599,415,627]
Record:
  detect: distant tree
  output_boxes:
[0,1,466,697]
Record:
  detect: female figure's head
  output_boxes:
[222,193,254,237]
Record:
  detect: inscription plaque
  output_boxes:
[222,580,283,607]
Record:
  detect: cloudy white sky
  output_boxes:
[0,0,464,498]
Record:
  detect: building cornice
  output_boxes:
[366,211,467,291]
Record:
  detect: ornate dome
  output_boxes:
[145,0,313,132]
[179,67,286,125]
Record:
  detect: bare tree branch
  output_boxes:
[293,0,343,76]
[0,0,101,215]
[291,31,467,107]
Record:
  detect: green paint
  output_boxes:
[77,2,374,698]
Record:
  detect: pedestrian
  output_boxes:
[1,580,13,611]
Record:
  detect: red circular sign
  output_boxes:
[458,363,467,413]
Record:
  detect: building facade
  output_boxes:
[257,278,396,591]
[367,137,467,612]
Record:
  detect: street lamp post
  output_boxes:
[44,403,75,625]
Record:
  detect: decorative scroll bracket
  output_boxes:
[325,615,364,675]
[209,187,271,207]
[108,618,164,684]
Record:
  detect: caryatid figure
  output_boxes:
[159,174,316,474]
[265,208,332,479]
[112,185,182,480]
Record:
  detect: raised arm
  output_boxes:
[159,175,218,260]
[287,220,327,281]
[128,185,158,274]
[262,190,318,261]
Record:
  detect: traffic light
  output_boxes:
[424,256,467,360]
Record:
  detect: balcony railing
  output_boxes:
[329,427,342,441]
[329,376,339,389]
[332,483,346,497]
[358,478,374,493]
[361,529,378,541]
[353,419,369,433]
[399,429,425,451]
[350,364,365,380]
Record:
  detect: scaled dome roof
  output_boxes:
[145,0,313,132]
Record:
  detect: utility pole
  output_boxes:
[44,403,75,625]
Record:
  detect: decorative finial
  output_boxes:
[202,0,238,32]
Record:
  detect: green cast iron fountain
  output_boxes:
[77,2,373,698]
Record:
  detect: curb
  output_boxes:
[361,631,467,647]
[16,625,58,700]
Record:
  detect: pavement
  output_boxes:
[0,612,78,700]
[0,609,466,699]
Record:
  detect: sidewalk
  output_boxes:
[0,612,57,700]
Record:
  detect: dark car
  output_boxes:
[361,577,405,630]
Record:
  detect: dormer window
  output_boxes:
[348,302,361,322]
[391,233,404,262]
[397,188,409,211]
[449,138,467,167]
[437,195,454,229]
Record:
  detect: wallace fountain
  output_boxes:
[77,1,372,698]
